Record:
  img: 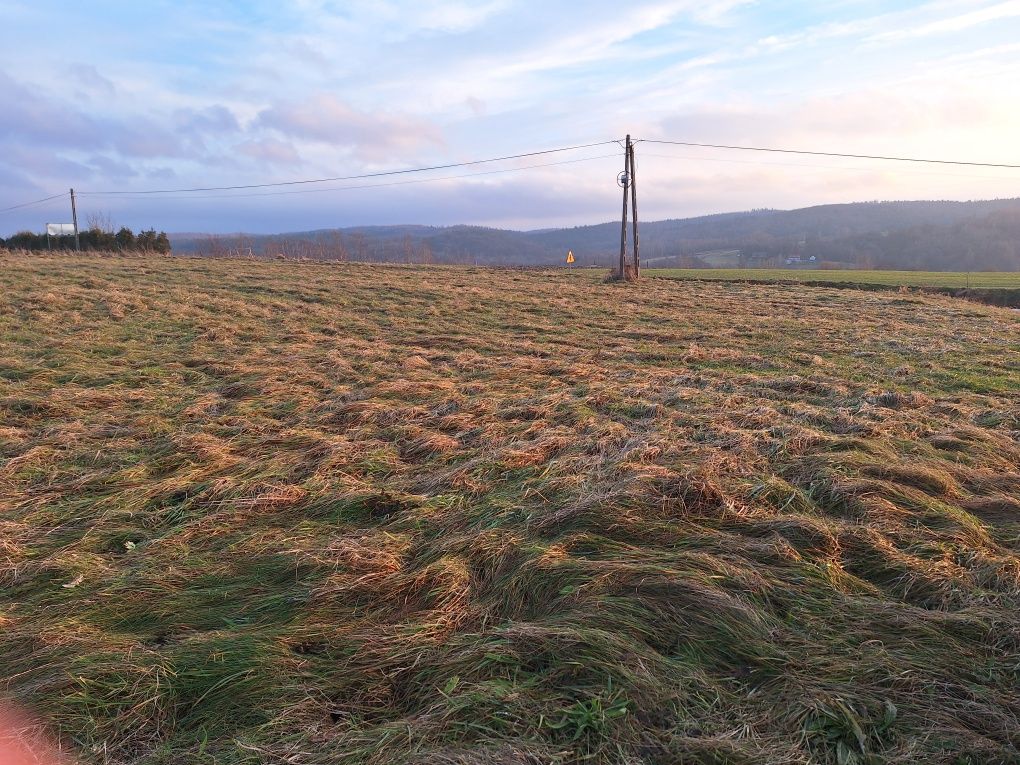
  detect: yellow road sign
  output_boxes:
[566,250,575,264]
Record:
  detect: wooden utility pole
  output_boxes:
[616,135,640,280]
[629,140,639,278]
[618,134,630,278]
[70,188,80,252]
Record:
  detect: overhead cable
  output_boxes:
[79,140,621,196]
[639,139,1020,170]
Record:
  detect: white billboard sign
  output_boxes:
[46,223,76,236]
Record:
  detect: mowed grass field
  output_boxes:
[647,268,1020,289]
[1,253,1019,765]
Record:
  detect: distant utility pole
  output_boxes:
[617,135,639,280]
[70,188,80,252]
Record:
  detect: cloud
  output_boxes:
[290,0,509,36]
[0,162,57,208]
[465,96,487,116]
[146,166,179,181]
[0,71,107,151]
[86,155,140,180]
[66,64,116,98]
[109,124,187,159]
[0,71,248,170]
[868,0,1020,42]
[4,0,1020,235]
[407,0,510,32]
[174,105,240,134]
[655,88,996,148]
[690,0,758,26]
[256,94,444,158]
[237,138,303,166]
[467,2,701,80]
[279,38,334,74]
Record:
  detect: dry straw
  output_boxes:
[0,251,1017,764]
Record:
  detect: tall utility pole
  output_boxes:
[629,139,639,278]
[618,134,630,278]
[617,135,640,280]
[70,188,80,252]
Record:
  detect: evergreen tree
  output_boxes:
[154,231,171,254]
[115,227,136,250]
[136,229,157,251]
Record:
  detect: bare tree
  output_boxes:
[203,235,227,258]
[350,232,368,262]
[230,233,255,258]
[87,211,115,234]
[327,231,348,262]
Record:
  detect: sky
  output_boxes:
[2,0,1020,234]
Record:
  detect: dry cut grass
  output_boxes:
[1,252,1019,765]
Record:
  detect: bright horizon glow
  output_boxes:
[2,0,1020,234]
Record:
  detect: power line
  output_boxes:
[639,152,1020,181]
[79,140,620,196]
[95,153,619,201]
[5,136,1020,217]
[639,139,1020,170]
[0,192,67,215]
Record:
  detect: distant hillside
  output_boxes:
[170,198,1020,271]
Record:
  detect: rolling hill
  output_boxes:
[169,198,1020,271]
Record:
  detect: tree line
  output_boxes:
[196,231,434,263]
[0,223,171,253]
